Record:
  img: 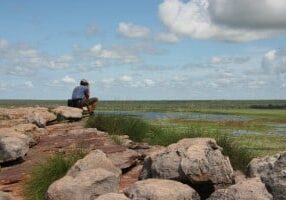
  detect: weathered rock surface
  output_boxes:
[0,129,30,163]
[248,152,286,200]
[52,106,83,119]
[96,193,130,200]
[67,150,121,177]
[12,123,46,146]
[26,107,57,127]
[124,179,200,200]
[0,192,14,200]
[108,149,141,170]
[46,168,120,200]
[140,138,234,186]
[207,178,272,200]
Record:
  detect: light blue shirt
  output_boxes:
[72,85,89,99]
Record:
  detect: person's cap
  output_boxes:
[80,79,89,86]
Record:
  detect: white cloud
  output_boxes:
[61,75,76,84]
[262,49,286,73]
[159,0,286,42]
[89,43,139,64]
[119,75,133,82]
[156,32,180,43]
[24,81,34,88]
[118,22,150,38]
[143,79,155,87]
[0,38,71,76]
[210,56,250,65]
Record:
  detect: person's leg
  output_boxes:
[87,97,98,114]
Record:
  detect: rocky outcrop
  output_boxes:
[46,150,121,200]
[26,107,57,127]
[207,178,272,200]
[124,179,200,200]
[248,152,286,200]
[0,192,14,200]
[46,168,120,200]
[97,193,130,200]
[52,106,83,119]
[140,138,234,187]
[12,123,46,146]
[67,150,121,177]
[0,129,30,163]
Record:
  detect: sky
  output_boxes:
[0,0,286,100]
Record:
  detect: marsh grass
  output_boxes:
[87,114,256,170]
[24,150,85,200]
[86,114,149,142]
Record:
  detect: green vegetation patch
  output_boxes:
[86,114,261,171]
[86,114,150,142]
[24,150,85,200]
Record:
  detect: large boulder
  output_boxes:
[67,150,121,177]
[0,192,14,200]
[96,193,130,200]
[140,138,234,186]
[46,168,120,200]
[124,179,200,200]
[52,106,83,119]
[248,152,286,200]
[0,129,30,163]
[12,123,46,146]
[108,149,141,170]
[207,178,272,200]
[26,107,57,127]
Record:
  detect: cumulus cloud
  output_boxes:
[0,38,71,76]
[24,81,34,88]
[118,22,150,38]
[210,56,250,65]
[159,0,286,42]
[262,49,286,73]
[61,75,76,84]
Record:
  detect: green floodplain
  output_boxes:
[1,99,286,169]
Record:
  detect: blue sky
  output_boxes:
[1,0,286,100]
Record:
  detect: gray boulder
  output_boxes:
[26,107,57,127]
[248,152,286,200]
[96,193,130,200]
[0,130,30,163]
[124,179,200,200]
[46,168,120,200]
[67,150,121,177]
[52,106,83,119]
[207,178,272,200]
[140,138,234,186]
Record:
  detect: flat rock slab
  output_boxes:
[0,122,137,199]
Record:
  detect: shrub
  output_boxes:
[24,150,85,200]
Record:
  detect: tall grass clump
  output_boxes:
[86,114,150,142]
[25,150,85,200]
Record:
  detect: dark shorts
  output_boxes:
[67,97,98,108]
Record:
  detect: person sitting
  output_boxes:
[68,79,98,115]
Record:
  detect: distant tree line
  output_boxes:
[250,104,286,109]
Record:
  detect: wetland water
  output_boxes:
[97,111,286,135]
[97,111,251,121]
